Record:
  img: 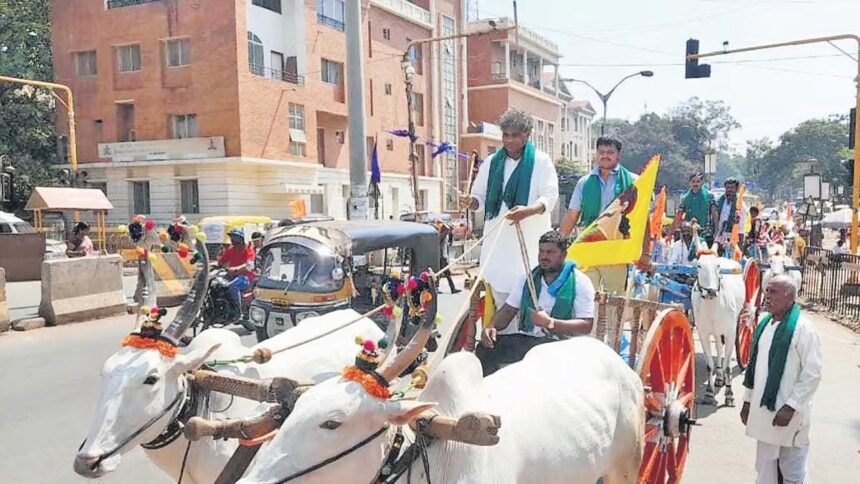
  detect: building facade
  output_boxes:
[560,100,596,173]
[459,18,563,179]
[52,0,467,224]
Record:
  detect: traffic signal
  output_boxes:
[685,39,711,79]
[850,108,856,150]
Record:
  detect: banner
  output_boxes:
[567,156,660,269]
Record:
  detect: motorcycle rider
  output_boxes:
[217,229,256,314]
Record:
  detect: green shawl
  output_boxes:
[484,141,536,220]
[743,303,801,411]
[715,194,739,233]
[519,261,576,332]
[681,187,713,227]
[579,165,635,227]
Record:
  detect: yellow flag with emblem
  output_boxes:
[567,155,660,269]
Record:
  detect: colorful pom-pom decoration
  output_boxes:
[377,337,389,349]
[135,246,146,257]
[362,340,376,352]
[396,284,406,297]
[144,219,156,231]
[406,279,418,291]
[382,305,394,318]
[140,306,151,316]
[196,232,207,242]
[148,253,158,263]
[354,335,364,345]
[420,271,430,282]
[161,245,171,253]
[393,306,403,318]
[117,224,129,234]
[434,314,443,325]
[420,290,433,305]
[189,225,199,236]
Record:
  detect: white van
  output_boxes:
[0,211,37,234]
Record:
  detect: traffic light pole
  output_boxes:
[689,34,860,252]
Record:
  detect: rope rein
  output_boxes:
[515,222,540,305]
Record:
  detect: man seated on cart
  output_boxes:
[666,222,706,266]
[476,231,596,376]
[677,171,715,247]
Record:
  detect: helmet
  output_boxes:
[228,228,245,239]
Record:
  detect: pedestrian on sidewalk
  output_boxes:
[741,275,823,484]
[434,219,460,294]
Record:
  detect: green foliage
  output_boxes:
[0,0,56,212]
[556,157,584,200]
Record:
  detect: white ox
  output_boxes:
[74,310,385,483]
[691,252,745,406]
[239,336,645,484]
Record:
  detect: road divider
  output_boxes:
[38,255,127,325]
[151,253,200,307]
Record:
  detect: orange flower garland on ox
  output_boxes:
[342,366,392,400]
[121,334,178,358]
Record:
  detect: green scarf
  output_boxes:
[484,141,536,220]
[743,303,801,411]
[681,187,712,227]
[579,165,635,227]
[715,194,738,233]
[519,261,576,332]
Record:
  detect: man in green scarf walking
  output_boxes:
[475,231,595,376]
[741,275,822,484]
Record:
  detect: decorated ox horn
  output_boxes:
[378,270,438,383]
[161,238,210,345]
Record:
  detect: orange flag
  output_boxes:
[649,186,667,239]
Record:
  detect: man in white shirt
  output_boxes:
[460,109,559,310]
[741,275,822,484]
[475,231,596,376]
[714,178,748,252]
[666,223,704,265]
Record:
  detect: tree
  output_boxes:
[669,97,741,161]
[0,0,56,212]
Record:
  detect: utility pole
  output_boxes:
[345,0,368,220]
[560,71,653,136]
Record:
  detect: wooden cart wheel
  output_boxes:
[635,308,696,484]
[445,280,485,355]
[736,260,761,370]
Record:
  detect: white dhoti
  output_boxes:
[755,441,810,484]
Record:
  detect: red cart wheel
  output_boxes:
[635,308,696,484]
[736,260,760,370]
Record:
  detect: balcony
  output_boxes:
[107,0,159,9]
[371,0,431,28]
[517,24,559,55]
[317,13,345,32]
[250,63,305,86]
[98,137,226,162]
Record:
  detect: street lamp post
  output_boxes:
[560,71,653,136]
[1,155,14,210]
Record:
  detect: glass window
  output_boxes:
[248,32,264,76]
[271,51,284,79]
[290,143,306,156]
[180,180,199,214]
[288,103,304,130]
[260,241,342,293]
[320,59,341,84]
[170,114,198,139]
[117,44,141,72]
[316,0,345,31]
[75,51,97,76]
[441,15,458,211]
[252,0,281,14]
[131,181,150,214]
[166,38,190,67]
[410,92,424,126]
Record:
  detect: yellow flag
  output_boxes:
[567,156,660,269]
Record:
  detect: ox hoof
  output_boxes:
[725,397,735,407]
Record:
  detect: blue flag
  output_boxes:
[370,140,381,183]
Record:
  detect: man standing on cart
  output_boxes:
[460,108,559,310]
[714,177,748,254]
[559,136,649,293]
[677,172,715,247]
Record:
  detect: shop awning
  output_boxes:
[25,187,114,211]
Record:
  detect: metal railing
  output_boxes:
[317,14,345,31]
[107,0,159,8]
[371,0,432,27]
[249,63,305,86]
[800,247,860,328]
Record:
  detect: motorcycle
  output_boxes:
[192,268,256,334]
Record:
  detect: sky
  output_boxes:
[475,0,860,152]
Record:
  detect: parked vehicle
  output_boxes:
[250,220,440,342]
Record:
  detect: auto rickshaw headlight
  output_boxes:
[332,268,344,280]
[249,306,266,323]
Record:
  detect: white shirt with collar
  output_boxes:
[667,239,694,265]
[470,149,559,295]
[501,268,595,337]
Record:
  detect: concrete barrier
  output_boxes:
[0,268,10,333]
[38,255,127,325]
[151,253,200,307]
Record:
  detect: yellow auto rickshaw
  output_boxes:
[249,220,441,342]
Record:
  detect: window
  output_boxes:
[116,44,141,72]
[290,142,306,156]
[407,43,422,75]
[440,15,458,211]
[252,0,282,14]
[384,83,392,95]
[75,51,97,76]
[180,180,199,214]
[386,139,394,151]
[320,59,342,84]
[170,114,198,139]
[165,38,190,67]
[310,193,325,214]
[93,119,103,141]
[410,92,424,126]
[248,32,264,76]
[271,51,284,79]
[131,181,150,215]
[288,103,304,130]
[317,0,345,31]
[382,28,391,40]
[548,123,555,157]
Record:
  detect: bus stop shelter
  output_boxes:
[25,187,113,251]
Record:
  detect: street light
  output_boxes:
[560,70,654,136]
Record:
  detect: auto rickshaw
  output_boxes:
[197,215,274,260]
[249,220,440,342]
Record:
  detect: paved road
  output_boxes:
[2,291,857,483]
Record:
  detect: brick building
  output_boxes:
[51,0,467,224]
[459,17,564,174]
